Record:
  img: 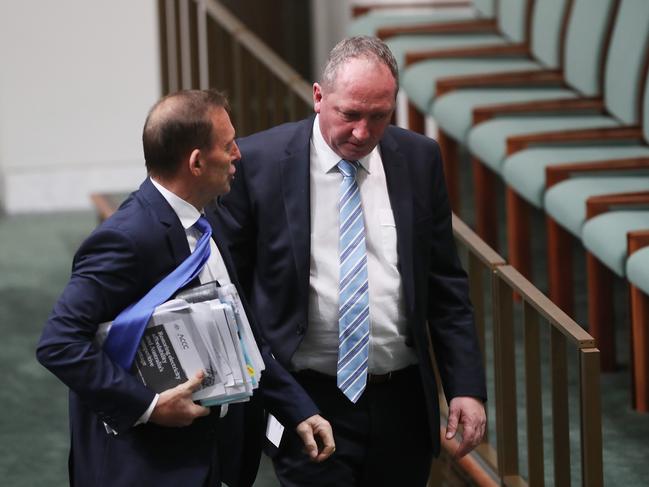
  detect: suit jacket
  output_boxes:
[37,178,318,487]
[213,116,487,455]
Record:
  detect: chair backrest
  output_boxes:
[475,0,496,17]
[603,0,649,125]
[562,0,618,96]
[529,0,571,68]
[497,0,532,43]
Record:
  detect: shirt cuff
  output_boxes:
[135,393,160,426]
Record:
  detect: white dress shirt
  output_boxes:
[291,116,418,375]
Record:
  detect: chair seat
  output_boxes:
[402,58,541,113]
[582,211,649,277]
[544,177,649,237]
[502,145,649,208]
[467,115,620,172]
[432,87,577,142]
[348,8,478,37]
[627,246,649,294]
[387,33,507,71]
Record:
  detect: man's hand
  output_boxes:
[295,414,335,463]
[149,370,210,427]
[445,396,486,458]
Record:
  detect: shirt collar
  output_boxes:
[311,114,375,174]
[150,177,202,230]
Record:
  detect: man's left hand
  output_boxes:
[295,414,335,463]
[445,396,486,458]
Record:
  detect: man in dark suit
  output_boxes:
[213,36,487,486]
[36,90,334,487]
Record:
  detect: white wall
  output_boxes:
[0,0,161,214]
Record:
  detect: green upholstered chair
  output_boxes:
[398,0,568,209]
[430,0,617,210]
[492,0,649,328]
[400,0,553,126]
[580,196,649,372]
[348,0,493,39]
[465,0,649,249]
[544,182,649,371]
[432,0,616,144]
[626,233,649,411]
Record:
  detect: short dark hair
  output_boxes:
[321,36,399,94]
[142,89,229,177]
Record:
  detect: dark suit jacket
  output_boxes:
[213,116,487,455]
[37,178,318,486]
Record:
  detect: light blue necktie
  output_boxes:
[103,216,212,370]
[336,159,370,403]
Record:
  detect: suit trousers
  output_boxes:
[272,365,434,487]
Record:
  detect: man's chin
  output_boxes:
[341,146,371,160]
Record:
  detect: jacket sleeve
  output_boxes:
[36,227,156,433]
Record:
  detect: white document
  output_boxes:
[266,413,285,448]
[96,291,265,407]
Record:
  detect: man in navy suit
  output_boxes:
[213,36,487,486]
[36,90,334,487]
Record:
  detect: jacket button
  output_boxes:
[296,323,305,335]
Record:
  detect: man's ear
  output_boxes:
[313,82,323,113]
[189,148,201,175]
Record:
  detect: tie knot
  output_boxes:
[194,215,211,235]
[338,159,359,178]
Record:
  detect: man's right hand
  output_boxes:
[149,370,210,427]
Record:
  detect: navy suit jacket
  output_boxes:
[37,178,318,486]
[213,116,487,455]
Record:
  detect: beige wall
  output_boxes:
[0,0,161,213]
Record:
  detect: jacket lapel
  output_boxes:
[138,178,191,266]
[280,118,314,295]
[380,131,415,315]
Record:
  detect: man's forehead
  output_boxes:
[329,60,396,96]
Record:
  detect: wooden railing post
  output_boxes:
[580,348,603,487]
[551,327,571,487]
[493,269,519,479]
[523,301,545,487]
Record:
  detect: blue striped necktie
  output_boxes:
[103,216,212,370]
[336,159,370,403]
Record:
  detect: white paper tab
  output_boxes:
[266,413,285,448]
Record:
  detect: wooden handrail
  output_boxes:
[204,0,312,105]
[452,215,603,487]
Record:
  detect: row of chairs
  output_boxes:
[350,0,649,411]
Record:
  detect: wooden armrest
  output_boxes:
[436,69,562,97]
[475,97,603,126]
[380,18,496,40]
[507,126,643,155]
[586,191,649,219]
[628,229,649,254]
[546,157,649,189]
[353,2,472,18]
[405,42,527,65]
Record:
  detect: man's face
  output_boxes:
[314,58,396,161]
[200,107,241,197]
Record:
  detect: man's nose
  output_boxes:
[352,121,370,141]
[232,141,242,160]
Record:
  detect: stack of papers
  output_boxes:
[98,283,265,406]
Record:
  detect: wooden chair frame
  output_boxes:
[352,1,473,19]
[628,228,649,411]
